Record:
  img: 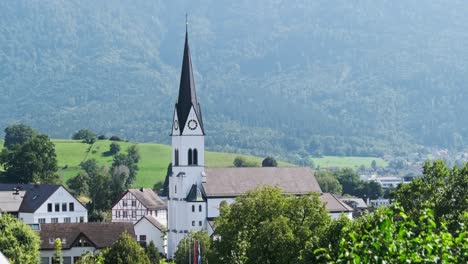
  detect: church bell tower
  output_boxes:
[167,22,206,258]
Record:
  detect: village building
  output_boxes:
[0,184,87,225]
[166,27,354,258]
[39,222,134,264]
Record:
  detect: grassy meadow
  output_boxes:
[311,156,387,169]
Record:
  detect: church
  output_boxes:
[166,26,353,258]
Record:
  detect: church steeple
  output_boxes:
[175,25,204,134]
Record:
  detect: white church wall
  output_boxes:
[207,198,235,219]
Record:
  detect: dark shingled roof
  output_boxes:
[39,222,135,250]
[136,215,167,232]
[0,184,60,213]
[186,184,205,202]
[174,30,204,135]
[320,193,354,213]
[128,188,166,210]
[203,167,321,197]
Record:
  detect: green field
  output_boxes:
[311,156,387,169]
[53,139,293,188]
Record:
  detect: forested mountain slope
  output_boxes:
[1,0,467,163]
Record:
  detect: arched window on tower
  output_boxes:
[193,149,198,165]
[174,149,179,166]
[188,149,193,165]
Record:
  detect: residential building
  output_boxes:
[0,184,87,224]
[134,214,167,254]
[39,222,134,264]
[111,188,167,226]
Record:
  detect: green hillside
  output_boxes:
[311,156,387,169]
[54,139,293,188]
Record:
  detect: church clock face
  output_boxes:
[188,119,198,130]
[174,120,179,130]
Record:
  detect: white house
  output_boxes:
[111,188,167,226]
[134,214,167,254]
[39,222,134,264]
[165,28,354,258]
[0,184,87,224]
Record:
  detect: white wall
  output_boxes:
[21,186,87,225]
[134,218,167,254]
[329,212,353,220]
[207,198,235,219]
[40,247,96,264]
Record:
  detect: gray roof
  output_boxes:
[136,215,167,232]
[320,193,354,213]
[0,184,60,213]
[128,188,166,210]
[203,167,321,197]
[186,184,205,202]
[339,197,368,209]
[174,30,204,135]
[0,191,25,212]
[39,222,135,250]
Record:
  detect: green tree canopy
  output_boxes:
[261,156,278,167]
[109,142,121,155]
[145,241,161,264]
[103,232,150,264]
[0,213,40,264]
[0,134,58,184]
[315,170,343,194]
[393,160,468,231]
[72,129,97,144]
[213,186,330,264]
[315,205,468,263]
[3,124,37,150]
[66,171,89,196]
[233,156,258,167]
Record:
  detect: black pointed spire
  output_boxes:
[176,19,204,134]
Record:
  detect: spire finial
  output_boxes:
[185,13,188,33]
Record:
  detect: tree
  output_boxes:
[174,231,213,264]
[315,205,468,263]
[0,213,40,264]
[79,159,99,176]
[109,142,121,155]
[0,134,58,184]
[360,180,383,200]
[213,186,331,264]
[72,129,97,144]
[66,171,89,196]
[103,232,150,264]
[52,238,62,264]
[233,156,258,167]
[75,250,104,264]
[112,153,138,187]
[109,135,122,141]
[315,170,343,194]
[127,145,140,163]
[145,241,161,264]
[371,159,377,170]
[393,160,468,231]
[3,124,37,150]
[88,168,111,213]
[334,168,361,196]
[262,156,278,167]
[109,165,130,202]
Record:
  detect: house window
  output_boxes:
[41,257,49,264]
[199,221,202,226]
[188,149,193,165]
[79,216,84,223]
[131,200,137,207]
[62,203,67,212]
[175,185,177,194]
[123,201,127,207]
[192,205,195,212]
[139,235,146,241]
[47,203,52,212]
[63,257,72,264]
[193,149,198,165]
[69,203,74,212]
[38,218,46,224]
[64,217,71,223]
[55,203,60,212]
[123,211,128,218]
[199,205,202,212]
[51,218,59,223]
[192,221,195,226]
[117,211,121,218]
[132,211,136,218]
